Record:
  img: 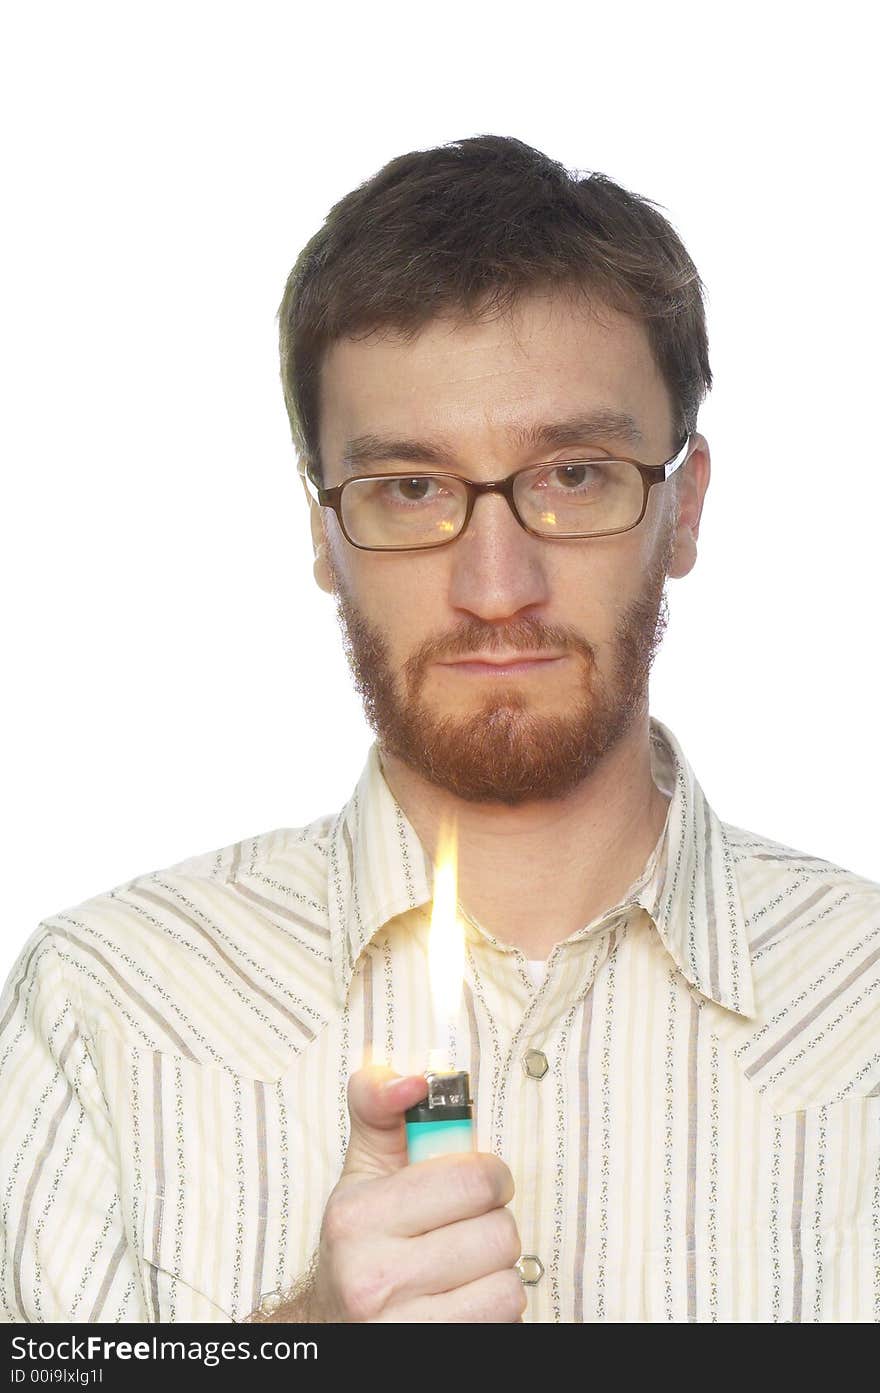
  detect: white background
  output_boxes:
[2,1,877,974]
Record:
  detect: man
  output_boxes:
[2,135,878,1325]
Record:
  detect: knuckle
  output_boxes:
[338,1258,392,1323]
[321,1190,358,1246]
[453,1268,524,1323]
[493,1206,522,1267]
[499,1268,528,1320]
[455,1156,499,1212]
[487,1156,515,1206]
[483,1155,515,1208]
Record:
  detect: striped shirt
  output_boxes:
[1,715,879,1324]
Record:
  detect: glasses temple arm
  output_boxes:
[663,433,692,481]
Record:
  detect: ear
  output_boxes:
[666,433,711,581]
[299,469,335,596]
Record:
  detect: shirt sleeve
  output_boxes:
[0,927,148,1322]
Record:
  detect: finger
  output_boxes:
[341,1151,515,1238]
[342,1067,429,1178]
[373,1266,527,1323]
[394,1205,522,1300]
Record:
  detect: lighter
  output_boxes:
[404,1068,475,1162]
[408,813,474,1163]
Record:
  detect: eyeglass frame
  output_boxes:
[301,432,694,551]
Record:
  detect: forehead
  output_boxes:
[317,290,670,468]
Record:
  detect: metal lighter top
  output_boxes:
[404,1069,475,1162]
[405,1069,473,1123]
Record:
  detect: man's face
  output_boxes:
[309,289,708,805]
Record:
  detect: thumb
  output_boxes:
[341,1064,429,1181]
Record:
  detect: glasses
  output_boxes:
[302,434,693,552]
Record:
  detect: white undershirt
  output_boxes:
[524,958,548,989]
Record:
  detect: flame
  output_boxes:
[428,816,464,1071]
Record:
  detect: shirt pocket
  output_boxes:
[93,1030,330,1323]
[659,1226,880,1323]
[140,1183,269,1322]
[640,1097,880,1322]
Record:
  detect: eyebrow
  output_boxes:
[339,407,644,474]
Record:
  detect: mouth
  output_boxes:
[438,654,568,677]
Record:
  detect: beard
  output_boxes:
[326,524,675,806]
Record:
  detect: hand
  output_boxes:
[305,1065,526,1322]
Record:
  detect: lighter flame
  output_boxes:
[428,816,464,1072]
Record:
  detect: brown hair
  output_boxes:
[278,134,712,483]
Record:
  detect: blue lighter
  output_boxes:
[404,1069,475,1163]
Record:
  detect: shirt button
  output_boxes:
[516,1255,545,1285]
[258,1290,283,1316]
[522,1048,549,1079]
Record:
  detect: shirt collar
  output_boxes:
[326,716,756,1019]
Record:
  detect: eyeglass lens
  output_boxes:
[339,461,644,548]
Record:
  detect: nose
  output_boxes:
[446,488,552,621]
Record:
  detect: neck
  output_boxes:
[378,707,671,960]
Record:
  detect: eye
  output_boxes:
[374,475,448,506]
[395,477,437,501]
[555,464,592,488]
[534,462,602,491]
